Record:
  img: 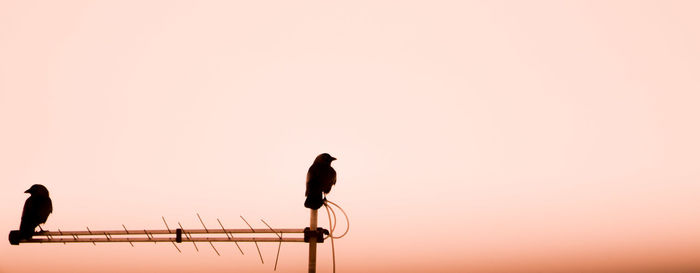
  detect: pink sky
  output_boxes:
[1,1,699,272]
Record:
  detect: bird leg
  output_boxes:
[38,225,45,233]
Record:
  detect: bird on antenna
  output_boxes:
[305,153,337,210]
[18,184,53,240]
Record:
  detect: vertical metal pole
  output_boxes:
[308,209,318,273]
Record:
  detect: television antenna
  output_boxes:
[9,201,348,273]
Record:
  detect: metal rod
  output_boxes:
[308,209,318,273]
[178,222,198,252]
[254,240,264,264]
[162,217,171,233]
[191,233,199,252]
[87,227,96,245]
[241,215,265,264]
[274,233,283,271]
[261,219,281,239]
[18,237,306,243]
[261,218,284,269]
[197,213,209,233]
[218,219,244,255]
[209,242,220,256]
[122,225,134,247]
[58,229,65,244]
[171,241,182,253]
[240,216,255,231]
[197,214,220,255]
[217,219,231,239]
[36,228,304,236]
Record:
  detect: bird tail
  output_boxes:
[19,223,36,240]
[304,194,324,210]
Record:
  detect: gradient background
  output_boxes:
[1,1,699,272]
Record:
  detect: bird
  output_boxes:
[19,184,53,240]
[305,153,337,210]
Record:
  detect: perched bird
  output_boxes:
[19,184,53,240]
[304,153,337,210]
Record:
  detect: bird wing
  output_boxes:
[37,197,52,224]
[305,165,318,197]
[21,196,52,227]
[321,166,336,194]
[21,197,34,222]
[20,196,40,232]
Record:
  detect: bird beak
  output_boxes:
[24,189,31,193]
[331,157,337,161]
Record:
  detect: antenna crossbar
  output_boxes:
[9,228,315,245]
[20,237,305,244]
[36,228,305,236]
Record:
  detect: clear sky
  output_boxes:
[1,1,699,272]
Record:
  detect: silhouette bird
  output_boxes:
[305,153,337,210]
[19,184,53,240]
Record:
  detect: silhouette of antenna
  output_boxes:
[9,212,332,273]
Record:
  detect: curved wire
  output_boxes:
[320,198,350,273]
[323,200,338,240]
[325,199,349,239]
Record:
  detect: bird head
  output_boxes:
[25,184,50,197]
[315,153,337,164]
